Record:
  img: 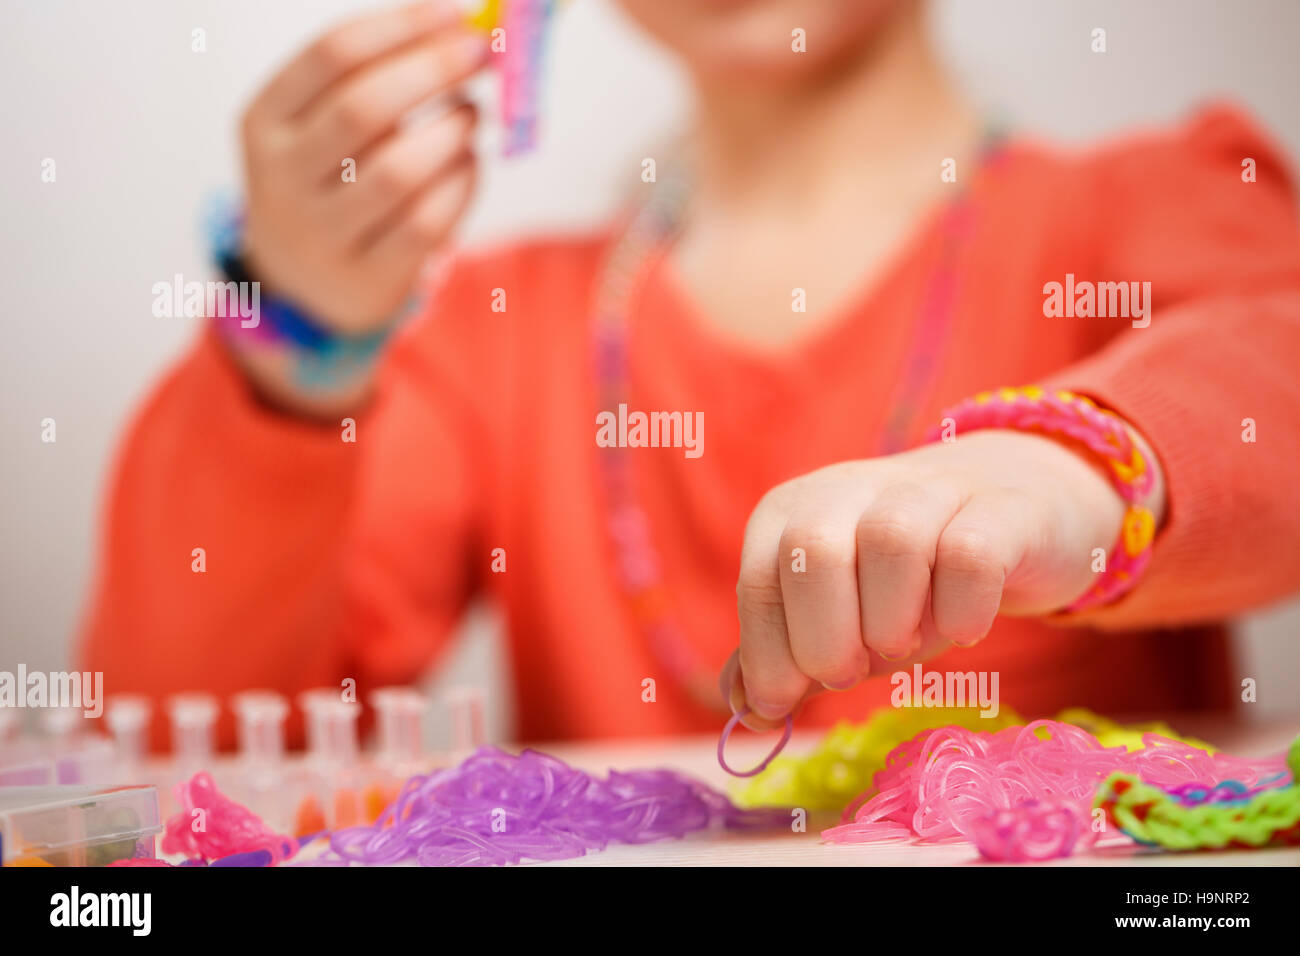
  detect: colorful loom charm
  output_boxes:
[325,745,784,866]
[967,797,1086,862]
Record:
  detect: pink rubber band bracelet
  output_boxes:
[717,708,794,778]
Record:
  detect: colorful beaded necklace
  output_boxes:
[592,134,1004,710]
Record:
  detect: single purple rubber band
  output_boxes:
[209,848,273,867]
[295,830,327,848]
[717,708,793,778]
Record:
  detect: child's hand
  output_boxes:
[723,429,1161,729]
[238,2,489,331]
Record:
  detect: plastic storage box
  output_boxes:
[0,784,162,866]
[0,736,116,787]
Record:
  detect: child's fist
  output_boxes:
[724,429,1162,729]
[238,2,489,332]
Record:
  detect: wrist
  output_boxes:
[240,229,399,333]
[207,197,412,402]
[928,386,1165,613]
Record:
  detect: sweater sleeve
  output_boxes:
[1047,105,1300,629]
[77,265,487,748]
[340,261,492,691]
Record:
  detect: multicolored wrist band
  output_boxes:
[205,197,410,391]
[926,386,1157,613]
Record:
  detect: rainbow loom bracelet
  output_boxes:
[927,386,1157,612]
[1094,737,1300,851]
[205,197,410,390]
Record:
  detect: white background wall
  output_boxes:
[2,0,1298,742]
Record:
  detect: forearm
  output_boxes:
[1048,289,1300,629]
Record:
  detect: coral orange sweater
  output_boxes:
[80,106,1300,750]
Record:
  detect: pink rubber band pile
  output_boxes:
[823,720,1288,861]
[326,745,785,866]
[160,770,299,864]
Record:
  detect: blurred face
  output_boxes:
[616,0,905,84]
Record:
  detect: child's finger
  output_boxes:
[723,654,824,733]
[362,153,476,266]
[719,651,745,714]
[856,480,962,660]
[338,102,478,248]
[295,31,489,176]
[736,503,808,721]
[862,600,949,673]
[726,652,791,730]
[778,504,870,690]
[930,491,1028,648]
[252,1,462,122]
